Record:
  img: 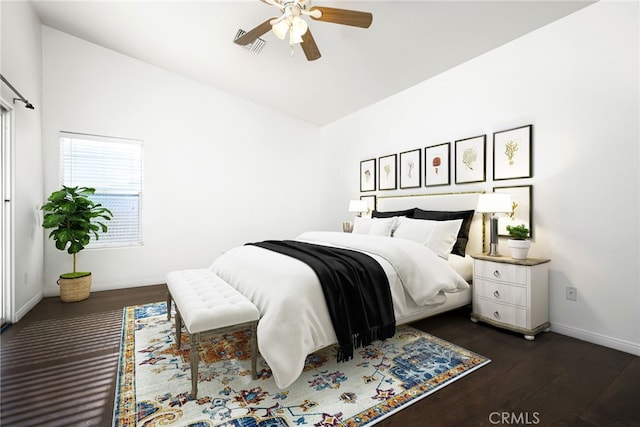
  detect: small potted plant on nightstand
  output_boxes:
[506,224,530,260]
[41,186,113,302]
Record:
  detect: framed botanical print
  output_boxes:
[424,142,450,187]
[399,149,421,189]
[360,195,376,218]
[378,154,397,190]
[493,125,533,180]
[360,158,376,192]
[455,135,486,184]
[494,185,533,238]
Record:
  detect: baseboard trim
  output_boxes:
[90,278,166,293]
[43,277,166,297]
[15,291,43,322]
[551,322,640,356]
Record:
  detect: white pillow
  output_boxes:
[393,216,432,242]
[394,217,463,259]
[426,219,463,259]
[352,216,372,234]
[394,216,433,243]
[368,217,397,237]
[352,216,397,237]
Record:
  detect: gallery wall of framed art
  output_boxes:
[356,123,535,231]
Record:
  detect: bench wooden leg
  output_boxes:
[175,310,182,349]
[250,321,258,379]
[166,291,172,320]
[190,332,200,398]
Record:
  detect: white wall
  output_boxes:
[323,1,640,355]
[41,27,332,294]
[1,1,45,320]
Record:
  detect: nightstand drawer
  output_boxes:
[474,260,527,285]
[474,298,527,328]
[474,279,527,306]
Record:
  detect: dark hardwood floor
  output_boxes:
[1,285,638,427]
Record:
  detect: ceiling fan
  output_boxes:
[234,0,373,61]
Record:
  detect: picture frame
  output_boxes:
[424,142,450,187]
[493,185,533,238]
[493,124,533,180]
[360,195,376,218]
[360,158,376,192]
[399,149,421,189]
[378,154,397,190]
[455,135,486,184]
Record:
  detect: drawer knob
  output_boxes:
[493,270,501,278]
[493,290,501,299]
[493,311,501,320]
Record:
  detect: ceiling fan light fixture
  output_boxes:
[272,19,289,39]
[291,16,308,38]
[238,0,372,61]
[271,9,308,44]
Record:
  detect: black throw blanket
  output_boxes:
[247,240,395,362]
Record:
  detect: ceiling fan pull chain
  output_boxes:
[289,27,295,56]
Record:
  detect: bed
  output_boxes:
[210,192,484,389]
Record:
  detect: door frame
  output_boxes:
[1,97,15,324]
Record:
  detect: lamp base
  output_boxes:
[487,243,501,257]
[487,216,501,256]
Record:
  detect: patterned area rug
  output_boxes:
[113,302,490,426]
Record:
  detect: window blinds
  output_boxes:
[60,132,143,247]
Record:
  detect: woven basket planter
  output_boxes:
[57,273,92,302]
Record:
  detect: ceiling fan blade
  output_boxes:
[308,6,372,28]
[234,18,277,46]
[300,29,321,61]
[260,0,283,8]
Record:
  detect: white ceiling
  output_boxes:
[30,0,594,126]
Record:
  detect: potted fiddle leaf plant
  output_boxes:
[506,223,531,260]
[41,186,113,302]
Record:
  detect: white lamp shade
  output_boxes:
[348,200,368,213]
[476,193,512,213]
[291,16,308,38]
[272,20,289,40]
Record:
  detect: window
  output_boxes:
[60,132,143,248]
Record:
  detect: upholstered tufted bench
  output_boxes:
[166,268,260,398]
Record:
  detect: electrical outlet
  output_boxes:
[566,286,577,301]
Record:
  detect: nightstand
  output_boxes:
[470,254,551,340]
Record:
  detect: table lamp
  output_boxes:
[476,193,512,256]
[343,200,368,232]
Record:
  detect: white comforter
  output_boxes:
[209,231,468,389]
